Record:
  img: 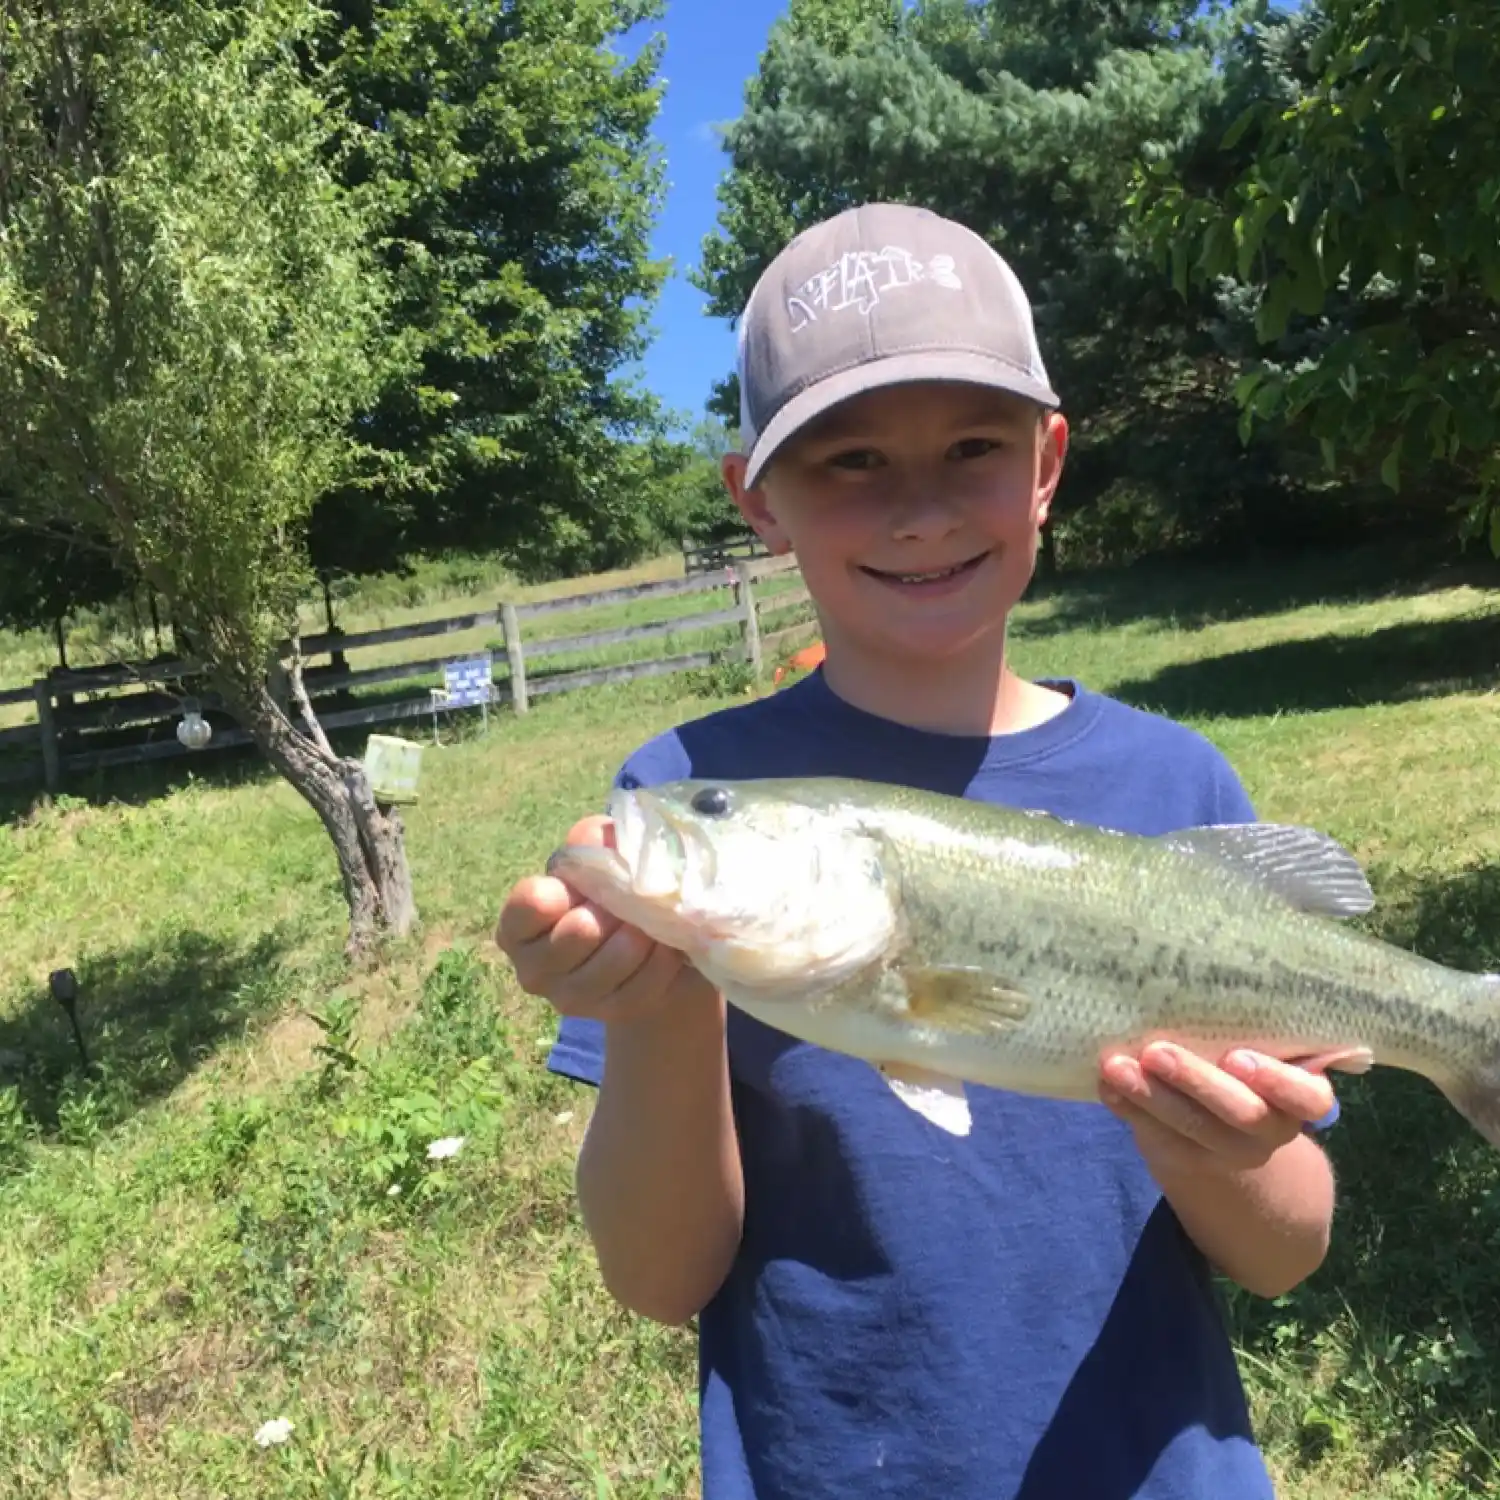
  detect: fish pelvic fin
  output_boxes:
[1155,823,1375,918]
[899,965,1033,1031]
[877,1063,972,1137]
[1436,974,1500,1151]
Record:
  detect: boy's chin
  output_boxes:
[844,617,1010,666]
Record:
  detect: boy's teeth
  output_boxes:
[894,562,965,583]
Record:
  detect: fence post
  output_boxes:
[501,602,529,715]
[33,678,61,792]
[733,562,762,678]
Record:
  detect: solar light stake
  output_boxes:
[48,968,90,1073]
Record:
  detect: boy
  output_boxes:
[497,203,1339,1498]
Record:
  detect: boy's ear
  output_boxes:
[721,452,793,555]
[1033,411,1069,529]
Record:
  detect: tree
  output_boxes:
[0,0,412,957]
[689,0,1303,557]
[310,0,675,588]
[1132,0,1500,549]
[655,416,744,543]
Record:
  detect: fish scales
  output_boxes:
[549,775,1500,1146]
[879,801,1479,1088]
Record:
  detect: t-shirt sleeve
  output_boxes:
[544,730,693,1089]
[1207,750,1257,825]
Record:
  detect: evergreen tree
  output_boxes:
[690,0,1293,556]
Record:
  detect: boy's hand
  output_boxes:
[496,815,711,1024]
[1097,1043,1336,1177]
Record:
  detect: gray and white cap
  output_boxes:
[736,202,1060,488]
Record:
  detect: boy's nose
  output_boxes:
[887,480,964,540]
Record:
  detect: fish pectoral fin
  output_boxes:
[1155,823,1375,918]
[900,965,1033,1031]
[876,1063,972,1137]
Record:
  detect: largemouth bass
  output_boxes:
[549,777,1500,1144]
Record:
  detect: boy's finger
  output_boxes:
[562,814,614,850]
[1101,1094,1215,1173]
[1219,1050,1337,1123]
[496,874,582,951]
[1133,1043,1276,1135]
[550,920,658,1010]
[1105,1078,1281,1165]
[595,940,690,1020]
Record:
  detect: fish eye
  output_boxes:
[691,786,733,818]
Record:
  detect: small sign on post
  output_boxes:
[429,653,499,742]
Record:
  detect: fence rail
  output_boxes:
[681,532,771,575]
[0,554,814,792]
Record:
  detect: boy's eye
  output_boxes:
[950,437,1003,460]
[825,447,884,471]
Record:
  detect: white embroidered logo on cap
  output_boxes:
[787,247,962,333]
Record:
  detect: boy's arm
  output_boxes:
[503,826,744,1328]
[1100,1042,1336,1299]
[576,974,745,1325]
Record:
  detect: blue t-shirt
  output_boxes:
[548,671,1273,1500]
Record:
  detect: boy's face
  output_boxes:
[724,382,1068,667]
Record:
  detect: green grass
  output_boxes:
[1,547,1499,1497]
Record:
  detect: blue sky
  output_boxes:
[622,1,791,430]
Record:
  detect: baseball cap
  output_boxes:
[736,202,1060,488]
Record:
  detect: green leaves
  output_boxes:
[317,0,675,584]
[0,0,388,687]
[1134,0,1500,549]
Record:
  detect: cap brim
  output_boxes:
[743,351,1061,490]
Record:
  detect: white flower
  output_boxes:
[386,1182,402,1197]
[254,1417,294,1448]
[426,1135,465,1161]
[553,1111,574,1126]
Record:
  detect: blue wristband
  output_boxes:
[1302,1095,1341,1135]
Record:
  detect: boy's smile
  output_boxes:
[859,549,991,595]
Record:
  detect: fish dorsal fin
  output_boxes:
[1156,823,1374,918]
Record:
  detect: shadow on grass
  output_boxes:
[1109,610,1500,721]
[1021,541,1500,641]
[0,924,297,1136]
[1231,861,1500,1489]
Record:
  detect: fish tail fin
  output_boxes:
[1437,973,1500,1150]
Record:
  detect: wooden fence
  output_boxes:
[681,532,771,575]
[0,555,817,792]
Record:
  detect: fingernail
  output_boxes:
[1112,1058,1144,1091]
[1227,1050,1259,1074]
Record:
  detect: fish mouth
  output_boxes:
[607,787,718,901]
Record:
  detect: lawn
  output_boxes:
[1,544,1498,1498]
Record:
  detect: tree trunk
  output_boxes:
[227,677,417,960]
